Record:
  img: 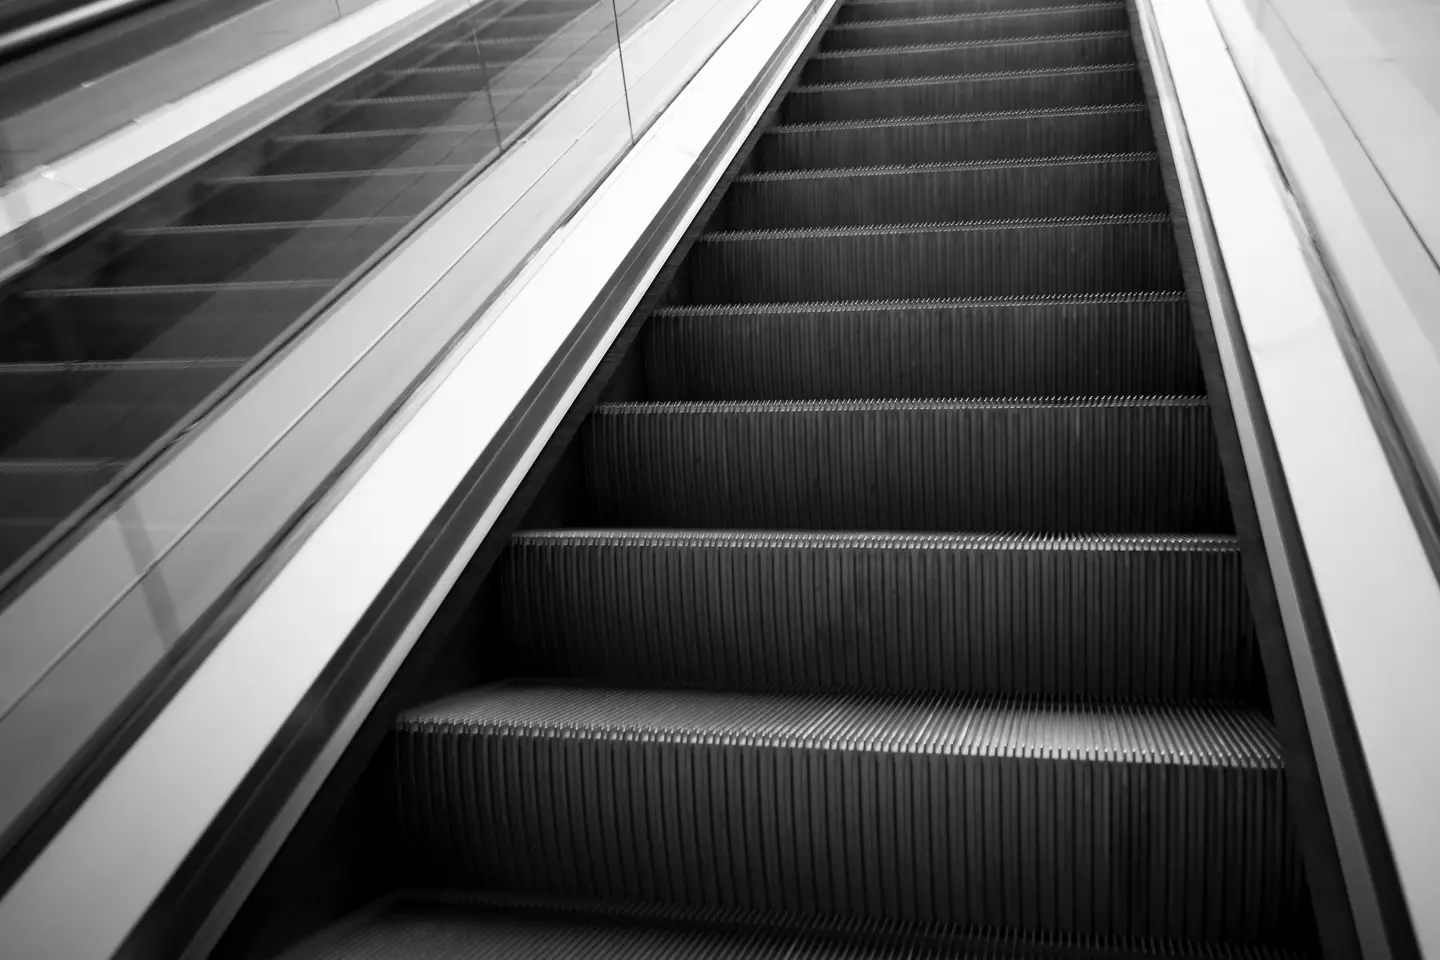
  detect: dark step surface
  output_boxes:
[803,33,1137,81]
[751,105,1155,169]
[722,155,1166,226]
[503,530,1261,700]
[821,5,1130,48]
[782,67,1144,122]
[582,399,1230,533]
[686,216,1182,302]
[839,0,1127,20]
[264,0,1320,956]
[393,684,1306,943]
[643,296,1204,398]
[280,895,1312,960]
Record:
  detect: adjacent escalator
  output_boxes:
[0,0,668,583]
[270,0,1320,957]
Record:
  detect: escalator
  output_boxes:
[0,0,668,579]
[250,0,1323,957]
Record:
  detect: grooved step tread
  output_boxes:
[401,683,1280,766]
[822,4,1129,49]
[806,34,1136,82]
[393,686,1306,940]
[724,154,1165,226]
[644,294,1201,398]
[688,216,1182,301]
[782,65,1143,122]
[582,397,1230,534]
[280,894,1313,960]
[504,529,1260,700]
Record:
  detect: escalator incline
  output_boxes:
[280,0,1319,956]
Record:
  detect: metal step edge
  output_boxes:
[703,212,1172,239]
[794,62,1138,91]
[734,151,1157,181]
[651,293,1189,315]
[329,890,1315,960]
[768,101,1149,132]
[809,29,1131,58]
[510,529,1240,552]
[844,0,1121,9]
[398,684,1282,767]
[592,396,1209,413]
[829,3,1125,28]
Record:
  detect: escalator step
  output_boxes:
[803,33,1137,82]
[393,684,1305,941]
[685,216,1182,302]
[751,105,1155,170]
[582,398,1230,533]
[278,894,1312,960]
[782,66,1143,123]
[722,154,1165,227]
[822,5,1129,49]
[839,0,1126,21]
[643,295,1203,399]
[503,529,1260,700]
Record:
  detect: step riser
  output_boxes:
[783,71,1143,122]
[724,159,1166,227]
[687,221,1183,302]
[583,403,1232,533]
[839,0,1126,21]
[823,7,1129,49]
[394,719,1305,941]
[753,110,1154,169]
[643,300,1204,398]
[803,35,1136,81]
[504,534,1262,700]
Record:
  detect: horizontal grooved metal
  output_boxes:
[724,155,1166,226]
[822,5,1129,49]
[753,105,1155,169]
[803,33,1137,81]
[782,66,1143,122]
[504,529,1261,700]
[840,0,1125,21]
[392,685,1307,941]
[688,216,1182,301]
[644,295,1202,398]
[582,399,1231,533]
[288,894,1314,959]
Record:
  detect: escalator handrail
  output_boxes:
[0,0,168,57]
